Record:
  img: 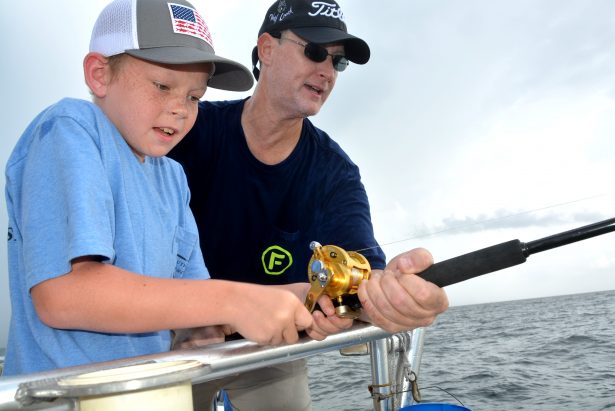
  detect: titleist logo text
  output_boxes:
[309,2,345,21]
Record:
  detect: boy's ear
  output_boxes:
[83,52,112,98]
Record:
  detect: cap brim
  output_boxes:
[290,27,370,65]
[126,47,254,92]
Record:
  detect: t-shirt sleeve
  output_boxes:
[20,115,115,290]
[319,163,387,270]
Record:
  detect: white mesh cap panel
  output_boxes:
[89,0,138,57]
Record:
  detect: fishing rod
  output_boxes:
[304,217,615,318]
[418,216,615,287]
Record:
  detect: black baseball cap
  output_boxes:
[257,0,370,65]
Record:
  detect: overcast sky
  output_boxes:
[2,1,615,349]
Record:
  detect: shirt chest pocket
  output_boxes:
[173,226,198,278]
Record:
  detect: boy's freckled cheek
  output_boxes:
[145,93,165,110]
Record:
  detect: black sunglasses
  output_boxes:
[275,35,349,72]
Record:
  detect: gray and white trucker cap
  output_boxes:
[89,0,253,91]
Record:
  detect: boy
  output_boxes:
[3,0,313,376]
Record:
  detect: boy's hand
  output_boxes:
[231,286,313,346]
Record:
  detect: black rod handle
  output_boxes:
[418,239,527,287]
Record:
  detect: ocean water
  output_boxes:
[308,290,615,411]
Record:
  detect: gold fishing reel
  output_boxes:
[304,241,371,319]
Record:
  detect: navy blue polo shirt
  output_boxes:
[169,99,385,285]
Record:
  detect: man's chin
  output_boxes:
[300,107,322,118]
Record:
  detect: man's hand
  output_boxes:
[358,248,449,333]
[283,282,353,341]
[305,295,353,341]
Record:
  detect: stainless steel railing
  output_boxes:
[0,323,423,410]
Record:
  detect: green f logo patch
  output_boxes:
[262,245,293,275]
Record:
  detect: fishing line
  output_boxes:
[375,385,466,407]
[354,191,614,254]
[419,386,466,406]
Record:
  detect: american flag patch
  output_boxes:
[168,3,214,47]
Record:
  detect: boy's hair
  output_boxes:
[90,0,253,92]
[106,54,126,80]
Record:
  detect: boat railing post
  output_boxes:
[398,328,425,409]
[369,328,426,411]
[369,337,392,411]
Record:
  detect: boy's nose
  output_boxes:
[170,98,189,118]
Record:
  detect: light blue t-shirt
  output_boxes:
[4,98,209,375]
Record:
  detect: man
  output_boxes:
[169,0,449,409]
